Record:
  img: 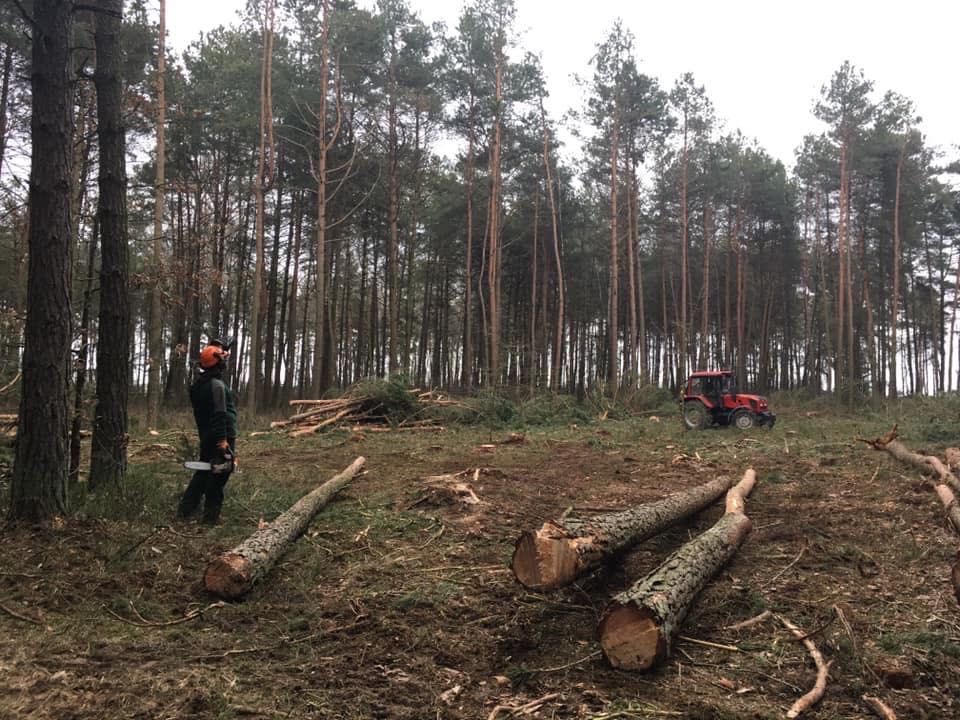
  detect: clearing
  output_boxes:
[1,401,959,719]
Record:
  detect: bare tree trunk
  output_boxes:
[607,112,620,388]
[678,114,689,383]
[0,43,13,183]
[486,42,505,386]
[539,95,564,391]
[386,27,400,376]
[89,0,130,491]
[70,218,98,486]
[700,202,713,369]
[311,0,340,396]
[146,0,166,428]
[249,0,276,412]
[462,115,476,390]
[10,0,73,521]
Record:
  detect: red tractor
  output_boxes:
[681,370,776,430]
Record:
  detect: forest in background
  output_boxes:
[1,0,959,418]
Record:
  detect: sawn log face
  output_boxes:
[204,456,365,599]
[512,475,734,590]
[598,510,752,670]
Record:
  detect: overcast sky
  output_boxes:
[165,0,959,169]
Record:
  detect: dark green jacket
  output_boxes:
[190,371,238,449]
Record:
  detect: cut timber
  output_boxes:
[597,469,756,671]
[935,484,960,603]
[863,429,960,604]
[512,474,735,590]
[204,456,365,600]
[860,426,960,494]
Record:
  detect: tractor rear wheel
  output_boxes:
[731,409,756,430]
[682,400,709,431]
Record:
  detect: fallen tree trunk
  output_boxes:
[860,426,960,494]
[204,456,366,600]
[862,428,960,603]
[511,475,735,590]
[597,469,756,670]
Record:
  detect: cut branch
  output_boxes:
[204,457,365,599]
[859,425,960,493]
[597,469,756,670]
[778,614,831,718]
[512,474,735,590]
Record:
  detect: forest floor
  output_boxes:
[1,397,960,719]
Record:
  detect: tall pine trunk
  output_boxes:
[146,0,166,428]
[90,0,130,491]
[10,0,73,521]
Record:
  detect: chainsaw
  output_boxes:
[183,460,233,474]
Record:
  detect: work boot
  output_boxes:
[201,505,222,526]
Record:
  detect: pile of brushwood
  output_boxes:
[271,380,466,438]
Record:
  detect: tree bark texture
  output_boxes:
[146,0,166,428]
[597,469,756,670]
[205,456,365,599]
[512,475,735,590]
[9,0,73,521]
[89,0,130,490]
[862,429,960,495]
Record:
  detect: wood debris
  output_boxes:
[273,389,453,437]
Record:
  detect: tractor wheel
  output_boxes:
[731,409,756,430]
[682,400,709,431]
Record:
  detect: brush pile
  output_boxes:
[272,382,466,437]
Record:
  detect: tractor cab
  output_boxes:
[681,370,775,431]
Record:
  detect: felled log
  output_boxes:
[860,426,960,493]
[511,475,735,590]
[597,469,756,670]
[204,456,365,600]
[863,429,960,602]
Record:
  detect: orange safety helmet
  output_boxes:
[199,343,230,370]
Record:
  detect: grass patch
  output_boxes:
[878,631,960,659]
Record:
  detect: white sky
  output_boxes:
[165,0,960,169]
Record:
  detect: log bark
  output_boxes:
[860,427,960,494]
[512,475,735,590]
[864,430,960,604]
[597,469,756,670]
[204,456,365,599]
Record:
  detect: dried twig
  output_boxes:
[534,650,601,673]
[487,692,561,720]
[103,601,225,628]
[862,694,897,720]
[0,602,43,625]
[724,609,772,631]
[764,544,807,587]
[676,635,741,652]
[777,614,831,718]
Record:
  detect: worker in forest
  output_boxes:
[177,339,238,525]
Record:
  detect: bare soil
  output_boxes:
[1,412,959,719]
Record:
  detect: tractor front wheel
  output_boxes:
[682,400,709,431]
[731,409,756,430]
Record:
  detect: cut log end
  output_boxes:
[204,553,254,600]
[597,602,665,671]
[511,525,584,591]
